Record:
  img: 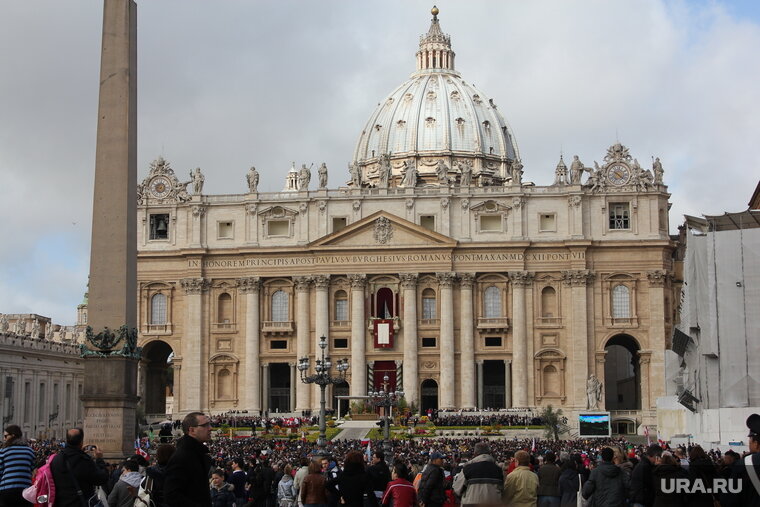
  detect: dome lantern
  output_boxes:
[416,6,455,72]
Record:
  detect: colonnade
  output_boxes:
[173,270,600,415]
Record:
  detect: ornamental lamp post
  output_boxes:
[368,374,404,465]
[298,335,349,448]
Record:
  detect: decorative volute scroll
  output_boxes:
[436,272,457,288]
[646,270,671,287]
[399,273,419,289]
[237,277,261,294]
[561,270,595,287]
[180,277,209,295]
[509,271,534,287]
[348,274,367,289]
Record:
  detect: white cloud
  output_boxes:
[0,0,758,323]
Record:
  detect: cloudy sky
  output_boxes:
[1,0,759,324]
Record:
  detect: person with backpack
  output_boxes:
[1,424,35,507]
[50,428,109,507]
[108,457,143,507]
[276,465,296,507]
[452,442,503,506]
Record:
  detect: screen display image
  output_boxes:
[578,413,611,437]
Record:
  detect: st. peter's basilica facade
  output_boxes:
[136,8,674,434]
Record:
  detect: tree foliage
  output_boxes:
[541,405,564,441]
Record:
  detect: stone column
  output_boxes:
[504,359,512,408]
[646,270,669,411]
[289,363,297,413]
[294,276,312,411]
[261,363,269,413]
[349,275,367,397]
[238,277,261,414]
[509,271,533,407]
[313,275,330,409]
[190,205,206,248]
[437,272,456,409]
[459,273,476,409]
[562,270,594,410]
[399,274,419,408]
[476,360,484,409]
[179,278,208,413]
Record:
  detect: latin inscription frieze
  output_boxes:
[187,251,584,269]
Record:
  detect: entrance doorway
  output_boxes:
[604,335,641,410]
[142,340,173,416]
[333,381,349,416]
[421,379,438,413]
[269,363,291,412]
[483,360,506,409]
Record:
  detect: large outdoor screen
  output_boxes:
[578,413,611,437]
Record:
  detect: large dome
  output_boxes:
[350,7,520,188]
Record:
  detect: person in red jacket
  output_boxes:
[381,462,416,507]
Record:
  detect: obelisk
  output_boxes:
[81,0,139,459]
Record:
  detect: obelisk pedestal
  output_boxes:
[82,0,139,460]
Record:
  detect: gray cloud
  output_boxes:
[1,0,758,323]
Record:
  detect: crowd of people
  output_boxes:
[0,412,758,507]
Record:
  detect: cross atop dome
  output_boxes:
[416,5,455,72]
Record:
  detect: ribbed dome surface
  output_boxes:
[352,72,518,162]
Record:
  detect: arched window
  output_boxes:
[217,368,232,399]
[422,288,437,319]
[271,291,289,322]
[218,293,232,323]
[334,290,348,321]
[541,287,557,318]
[484,286,501,318]
[612,285,630,318]
[150,293,167,325]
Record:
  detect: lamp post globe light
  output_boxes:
[368,374,404,464]
[298,335,349,448]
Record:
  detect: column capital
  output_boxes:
[348,274,367,289]
[237,277,261,293]
[313,275,330,290]
[180,277,209,295]
[646,270,671,287]
[399,273,418,289]
[637,349,652,364]
[191,205,207,218]
[504,359,512,365]
[436,272,457,288]
[508,271,534,287]
[561,269,595,287]
[459,272,476,289]
[293,276,313,292]
[476,359,484,365]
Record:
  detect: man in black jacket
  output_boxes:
[164,411,213,507]
[418,452,447,507]
[367,450,391,502]
[629,444,662,507]
[50,428,109,507]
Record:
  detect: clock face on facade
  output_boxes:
[607,164,631,186]
[150,176,172,198]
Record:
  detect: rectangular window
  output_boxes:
[149,214,170,240]
[270,340,288,350]
[539,213,556,232]
[420,215,435,231]
[479,215,502,232]
[335,299,348,321]
[267,220,290,236]
[422,297,436,319]
[218,221,233,239]
[333,338,349,349]
[332,217,347,232]
[609,203,630,230]
[485,336,502,347]
[421,337,437,347]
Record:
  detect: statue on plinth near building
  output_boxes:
[586,374,603,410]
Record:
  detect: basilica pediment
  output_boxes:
[310,211,456,249]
